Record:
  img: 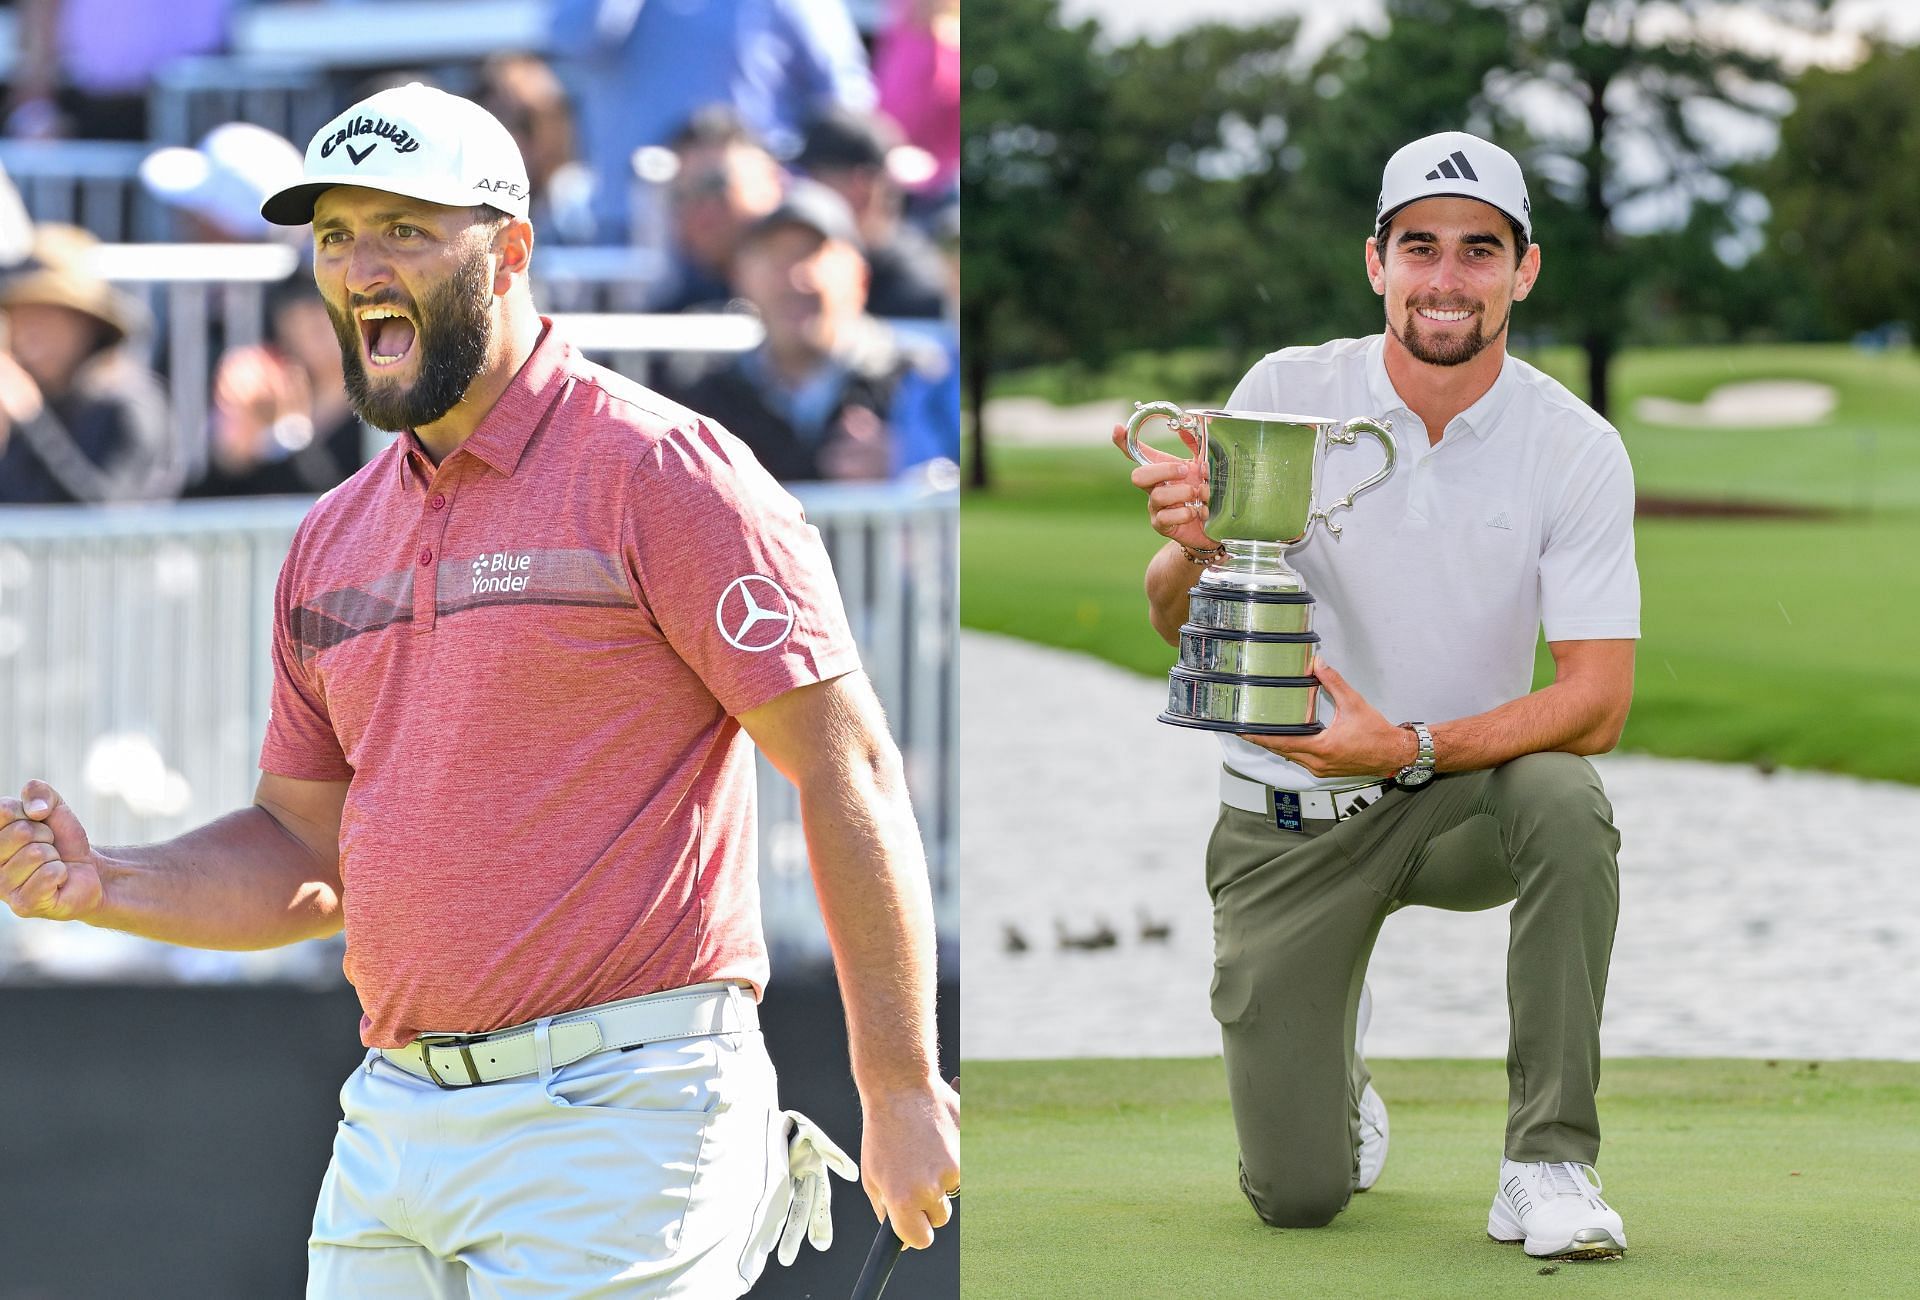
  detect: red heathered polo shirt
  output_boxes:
[261,321,861,1047]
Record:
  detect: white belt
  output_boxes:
[382,981,757,1089]
[1220,767,1393,827]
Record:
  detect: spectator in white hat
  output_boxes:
[139,123,307,244]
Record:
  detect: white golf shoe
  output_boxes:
[1355,1082,1389,1191]
[1353,983,1388,1192]
[1488,1159,1627,1260]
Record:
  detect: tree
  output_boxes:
[961,0,1148,489]
[1763,40,1920,337]
[1485,0,1834,415]
[962,3,1306,487]
[1097,17,1310,356]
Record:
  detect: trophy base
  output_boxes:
[1164,666,1324,734]
[1156,712,1324,736]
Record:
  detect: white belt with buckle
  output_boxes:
[382,981,757,1088]
[1220,767,1392,828]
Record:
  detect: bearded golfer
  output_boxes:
[1,83,958,1295]
[1118,131,1637,1260]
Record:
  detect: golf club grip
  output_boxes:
[848,1222,905,1300]
[848,1075,955,1300]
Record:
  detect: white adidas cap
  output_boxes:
[1376,130,1531,246]
[261,83,531,227]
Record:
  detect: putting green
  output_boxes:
[962,1056,1920,1298]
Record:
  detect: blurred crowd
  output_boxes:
[0,0,961,504]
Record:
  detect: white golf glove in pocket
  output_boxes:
[745,1107,861,1278]
[776,1108,859,1265]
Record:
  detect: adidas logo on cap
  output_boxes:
[1424,150,1479,182]
[1377,130,1532,244]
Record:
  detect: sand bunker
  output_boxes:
[1634,380,1836,429]
[986,396,1164,445]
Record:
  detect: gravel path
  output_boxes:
[960,631,1920,1061]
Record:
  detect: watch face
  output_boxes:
[1396,766,1435,789]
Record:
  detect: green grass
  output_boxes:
[962,1057,1920,1299]
[963,342,1920,784]
[1594,343,1920,513]
[961,444,1171,671]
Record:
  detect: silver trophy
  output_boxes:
[1125,402,1397,734]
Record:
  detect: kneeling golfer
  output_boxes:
[1120,131,1637,1260]
[2,83,958,1295]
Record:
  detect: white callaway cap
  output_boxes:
[1376,130,1531,245]
[261,82,531,227]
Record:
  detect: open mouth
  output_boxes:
[1415,304,1476,324]
[357,305,419,369]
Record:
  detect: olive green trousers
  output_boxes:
[1205,752,1620,1228]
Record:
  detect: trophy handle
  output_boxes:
[1309,417,1397,536]
[1124,401,1204,469]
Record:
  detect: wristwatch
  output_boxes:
[1394,722,1436,788]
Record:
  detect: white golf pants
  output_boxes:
[307,1023,787,1297]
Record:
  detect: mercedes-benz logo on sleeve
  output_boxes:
[715,574,797,652]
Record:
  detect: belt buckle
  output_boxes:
[413,1032,485,1089]
[1333,782,1389,822]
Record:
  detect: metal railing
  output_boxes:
[0,141,171,243]
[0,484,957,980]
[148,56,339,149]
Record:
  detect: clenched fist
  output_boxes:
[2,781,101,922]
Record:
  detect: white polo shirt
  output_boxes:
[1216,334,1640,791]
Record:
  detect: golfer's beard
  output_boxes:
[1392,298,1509,367]
[328,253,494,432]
